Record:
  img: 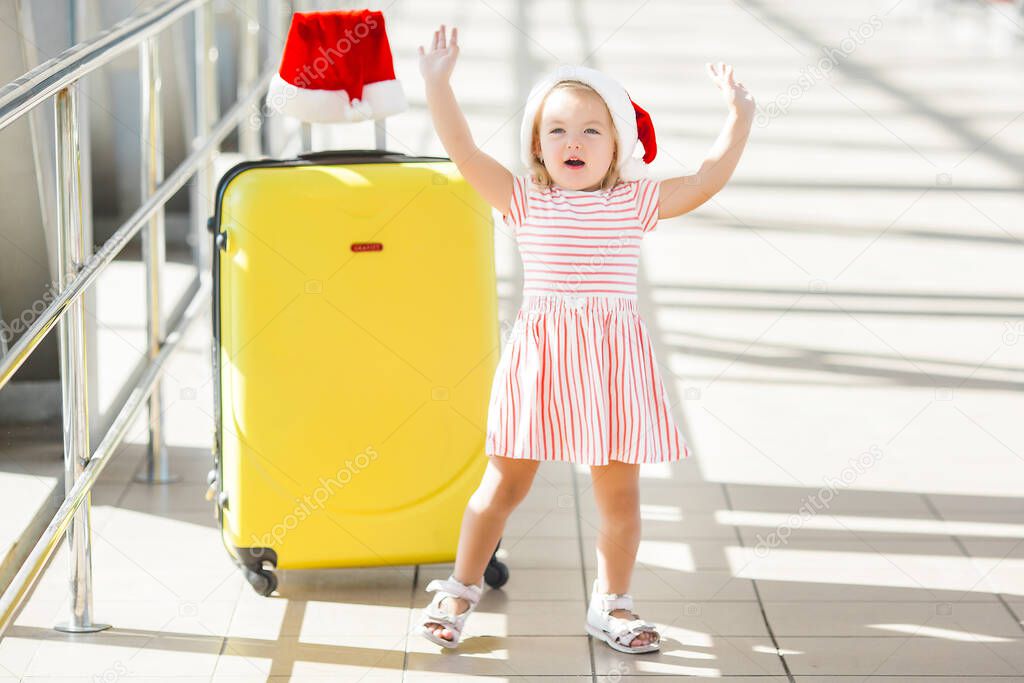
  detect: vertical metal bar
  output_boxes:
[73,0,94,286]
[374,119,386,151]
[266,0,292,156]
[135,37,179,485]
[53,84,110,635]
[192,0,217,276]
[238,0,260,157]
[73,0,98,438]
[14,0,59,279]
[300,122,312,152]
[0,304,7,357]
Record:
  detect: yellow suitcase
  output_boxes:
[207,150,506,595]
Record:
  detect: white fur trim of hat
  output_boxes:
[519,65,657,181]
[265,9,407,124]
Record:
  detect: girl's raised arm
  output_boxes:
[659,63,755,220]
[419,25,513,216]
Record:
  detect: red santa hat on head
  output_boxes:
[520,65,657,181]
[265,9,407,123]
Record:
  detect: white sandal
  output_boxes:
[585,579,661,654]
[418,574,483,648]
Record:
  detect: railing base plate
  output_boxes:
[54,621,112,634]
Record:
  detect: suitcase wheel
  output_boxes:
[484,538,510,589]
[244,566,278,597]
[484,558,509,588]
[235,546,279,597]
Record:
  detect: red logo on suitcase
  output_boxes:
[351,242,383,252]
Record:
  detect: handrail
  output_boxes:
[0,63,274,394]
[0,277,209,638]
[0,0,203,132]
[0,0,282,638]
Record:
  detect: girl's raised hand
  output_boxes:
[705,62,754,116]
[418,24,459,87]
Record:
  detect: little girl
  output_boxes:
[416,25,754,653]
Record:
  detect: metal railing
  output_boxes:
[0,0,286,637]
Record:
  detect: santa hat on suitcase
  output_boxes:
[266,9,407,123]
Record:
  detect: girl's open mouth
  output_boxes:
[564,159,585,168]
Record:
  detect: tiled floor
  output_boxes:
[4,438,1024,680]
[3,0,1024,680]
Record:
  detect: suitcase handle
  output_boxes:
[296,149,450,164]
[298,149,393,161]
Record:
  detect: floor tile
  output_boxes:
[763,600,1024,637]
[213,634,406,678]
[592,635,786,677]
[779,635,1024,676]
[583,566,759,602]
[22,629,223,677]
[406,634,592,676]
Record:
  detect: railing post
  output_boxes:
[53,84,110,635]
[135,36,179,485]
[264,0,292,156]
[192,0,218,276]
[238,0,260,158]
[300,122,312,153]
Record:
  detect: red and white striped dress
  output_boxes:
[484,175,690,465]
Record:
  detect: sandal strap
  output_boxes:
[422,597,466,629]
[598,593,634,612]
[591,580,634,613]
[605,615,659,646]
[422,602,457,627]
[425,574,483,606]
[590,580,659,647]
[421,575,483,640]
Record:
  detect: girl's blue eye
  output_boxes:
[549,127,564,134]
[586,128,600,134]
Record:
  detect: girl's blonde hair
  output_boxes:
[528,80,620,191]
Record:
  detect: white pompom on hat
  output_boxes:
[519,65,657,181]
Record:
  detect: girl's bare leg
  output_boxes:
[588,459,657,647]
[423,455,540,641]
